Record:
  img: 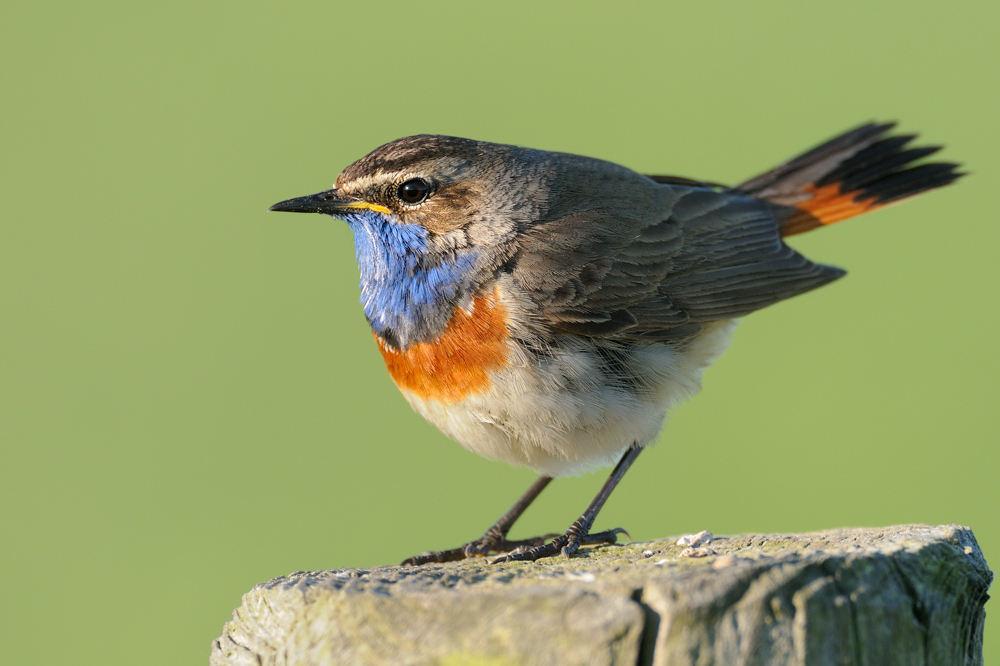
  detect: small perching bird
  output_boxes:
[270,123,961,565]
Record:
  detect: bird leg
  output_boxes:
[401,475,554,566]
[491,445,641,563]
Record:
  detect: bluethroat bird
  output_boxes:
[270,123,961,565]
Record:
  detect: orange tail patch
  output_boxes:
[375,288,509,402]
[731,122,962,238]
[781,183,886,237]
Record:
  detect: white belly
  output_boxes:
[400,320,737,477]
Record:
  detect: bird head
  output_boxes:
[270,135,540,350]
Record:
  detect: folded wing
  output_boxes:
[513,183,842,339]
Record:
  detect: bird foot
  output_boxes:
[401,529,558,566]
[491,527,629,564]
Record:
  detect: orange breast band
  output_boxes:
[375,289,510,402]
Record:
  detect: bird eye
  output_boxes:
[397,178,431,205]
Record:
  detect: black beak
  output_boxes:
[268,189,356,215]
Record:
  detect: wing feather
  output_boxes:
[512,176,843,338]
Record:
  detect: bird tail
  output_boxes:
[734,122,963,237]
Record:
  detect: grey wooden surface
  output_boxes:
[211,524,992,665]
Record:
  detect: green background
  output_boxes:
[2,1,997,663]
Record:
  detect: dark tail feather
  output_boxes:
[735,122,964,237]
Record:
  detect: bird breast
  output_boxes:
[374,282,737,476]
[374,287,510,403]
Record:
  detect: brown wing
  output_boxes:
[512,182,843,339]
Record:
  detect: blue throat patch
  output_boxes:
[342,209,478,347]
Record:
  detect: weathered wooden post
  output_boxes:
[211,524,991,665]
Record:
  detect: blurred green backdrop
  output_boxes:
[2,1,997,663]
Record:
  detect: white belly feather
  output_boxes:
[400,320,736,477]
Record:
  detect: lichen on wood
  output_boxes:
[211,524,991,665]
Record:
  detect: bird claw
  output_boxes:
[401,531,559,566]
[490,527,628,564]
